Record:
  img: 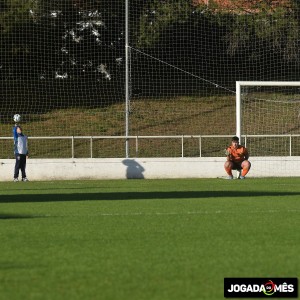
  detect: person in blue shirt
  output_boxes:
[13,125,29,182]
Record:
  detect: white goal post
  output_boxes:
[236,81,300,145]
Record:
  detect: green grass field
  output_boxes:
[0,178,299,300]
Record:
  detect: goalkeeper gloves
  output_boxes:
[224,149,231,156]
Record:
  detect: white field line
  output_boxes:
[38,209,299,218]
[98,209,299,216]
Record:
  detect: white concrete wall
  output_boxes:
[1,157,299,181]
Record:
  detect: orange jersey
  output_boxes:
[226,145,249,163]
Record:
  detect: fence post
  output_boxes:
[90,136,93,158]
[289,134,292,156]
[71,136,74,158]
[199,136,202,157]
[135,136,138,157]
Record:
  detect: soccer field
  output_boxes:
[0,178,299,300]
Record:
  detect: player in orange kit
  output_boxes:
[224,136,251,179]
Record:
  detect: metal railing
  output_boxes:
[1,134,300,158]
[243,134,300,157]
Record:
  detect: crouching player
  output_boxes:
[224,136,251,179]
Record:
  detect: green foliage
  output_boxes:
[0,0,40,64]
[0,0,38,34]
[225,7,299,60]
[1,0,300,112]
[136,0,193,47]
[134,0,299,62]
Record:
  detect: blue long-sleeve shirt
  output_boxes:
[13,127,28,155]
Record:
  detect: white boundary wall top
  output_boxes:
[0,157,299,181]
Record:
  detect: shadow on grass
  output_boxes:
[0,191,299,203]
[0,213,46,219]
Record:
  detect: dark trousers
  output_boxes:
[14,154,27,179]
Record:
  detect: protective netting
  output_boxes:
[0,0,299,158]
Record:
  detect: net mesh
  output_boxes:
[0,0,299,158]
[240,85,300,156]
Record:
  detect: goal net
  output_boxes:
[236,82,300,157]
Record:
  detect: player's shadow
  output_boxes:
[122,159,145,179]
